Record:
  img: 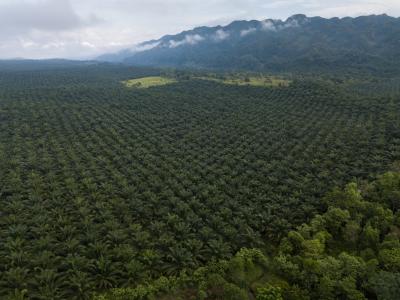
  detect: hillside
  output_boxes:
[98,14,400,75]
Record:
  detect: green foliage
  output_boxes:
[368,271,400,300]
[97,173,400,299]
[256,285,283,300]
[270,178,400,300]
[372,172,400,211]
[95,276,180,300]
[1,63,400,299]
[379,248,400,272]
[97,248,268,300]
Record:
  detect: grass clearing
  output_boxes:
[123,74,290,89]
[197,75,291,87]
[123,76,177,88]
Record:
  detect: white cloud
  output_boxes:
[0,0,100,34]
[81,41,96,48]
[240,27,257,37]
[169,34,205,48]
[213,29,230,41]
[261,20,276,31]
[281,18,300,29]
[132,41,160,52]
[20,39,38,49]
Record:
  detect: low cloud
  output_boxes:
[169,34,205,48]
[132,41,160,52]
[240,27,257,37]
[261,20,277,31]
[213,29,230,41]
[237,16,303,40]
[281,18,301,29]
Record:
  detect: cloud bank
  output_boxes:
[0,0,99,33]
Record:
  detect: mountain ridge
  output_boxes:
[97,14,400,74]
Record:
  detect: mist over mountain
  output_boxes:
[98,14,400,74]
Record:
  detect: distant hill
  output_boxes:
[97,14,400,74]
[0,59,99,72]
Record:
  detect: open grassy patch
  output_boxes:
[123,76,177,88]
[197,74,291,87]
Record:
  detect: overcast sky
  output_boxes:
[0,0,398,59]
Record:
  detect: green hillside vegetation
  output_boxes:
[98,172,400,300]
[123,76,177,88]
[0,63,400,299]
[103,15,400,76]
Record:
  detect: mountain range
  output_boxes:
[98,14,400,74]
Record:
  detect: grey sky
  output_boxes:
[0,0,397,59]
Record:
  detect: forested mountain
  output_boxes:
[98,14,400,74]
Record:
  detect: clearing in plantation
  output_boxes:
[123,76,177,88]
[196,74,291,87]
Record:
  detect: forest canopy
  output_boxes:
[97,171,400,299]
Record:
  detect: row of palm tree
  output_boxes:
[1,67,400,298]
